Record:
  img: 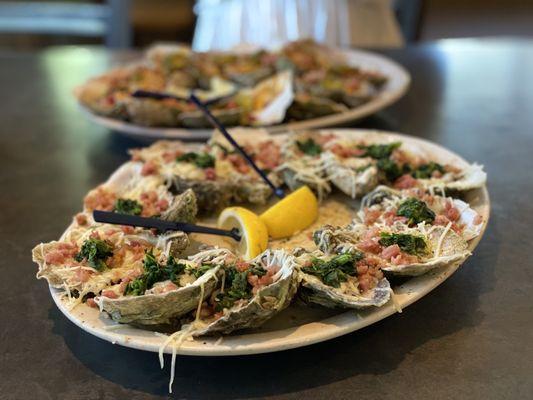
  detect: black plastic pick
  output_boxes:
[93,210,241,241]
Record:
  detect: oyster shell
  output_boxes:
[321,151,378,198]
[286,94,348,121]
[160,189,198,224]
[193,249,299,336]
[97,249,230,326]
[238,70,294,126]
[171,176,232,214]
[297,251,391,309]
[381,225,471,276]
[359,185,483,241]
[313,223,471,277]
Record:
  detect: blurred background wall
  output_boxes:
[0,0,531,50]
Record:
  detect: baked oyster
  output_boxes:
[297,250,391,309]
[314,222,471,277]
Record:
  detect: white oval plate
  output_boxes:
[50,129,489,355]
[81,48,410,141]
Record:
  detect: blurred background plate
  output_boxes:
[81,48,410,141]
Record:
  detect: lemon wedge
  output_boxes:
[218,207,269,260]
[260,186,319,239]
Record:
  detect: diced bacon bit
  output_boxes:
[86,298,98,308]
[204,167,217,181]
[130,152,143,162]
[45,242,79,264]
[118,278,131,294]
[381,244,401,260]
[84,187,117,211]
[382,210,407,226]
[356,264,369,274]
[432,170,443,178]
[141,160,158,176]
[89,231,101,239]
[394,174,418,189]
[329,143,366,158]
[358,238,382,254]
[346,77,362,92]
[315,133,337,146]
[473,214,483,225]
[255,140,281,170]
[101,290,119,299]
[364,208,382,225]
[75,213,88,226]
[235,259,250,272]
[391,253,419,265]
[228,154,251,174]
[390,149,410,165]
[435,212,464,234]
[121,225,135,234]
[444,164,462,174]
[444,200,460,222]
[140,191,168,217]
[151,281,178,294]
[213,311,225,320]
[249,265,278,294]
[162,149,184,163]
[75,267,93,283]
[357,275,374,292]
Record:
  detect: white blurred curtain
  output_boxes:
[192,0,404,51]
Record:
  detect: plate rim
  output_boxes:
[49,128,489,356]
[80,48,411,141]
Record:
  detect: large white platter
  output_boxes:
[81,48,410,141]
[50,129,489,356]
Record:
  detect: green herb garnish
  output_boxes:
[377,158,406,182]
[378,232,427,255]
[188,263,216,279]
[176,152,215,169]
[302,252,364,288]
[214,266,252,311]
[396,198,436,226]
[75,239,114,271]
[124,251,187,296]
[360,142,401,159]
[296,138,322,156]
[113,198,143,215]
[411,162,445,179]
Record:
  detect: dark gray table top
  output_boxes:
[1,38,532,400]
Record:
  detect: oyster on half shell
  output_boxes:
[313,222,471,277]
[193,249,299,336]
[97,248,231,326]
[296,251,391,309]
[359,185,484,241]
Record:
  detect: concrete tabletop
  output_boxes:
[1,38,531,399]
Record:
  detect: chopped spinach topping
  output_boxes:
[411,162,445,179]
[377,158,408,182]
[378,232,427,255]
[214,266,252,311]
[75,239,114,271]
[113,198,143,216]
[187,263,216,279]
[302,252,364,288]
[396,198,436,226]
[296,138,322,156]
[124,250,187,296]
[360,142,401,159]
[176,152,215,169]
